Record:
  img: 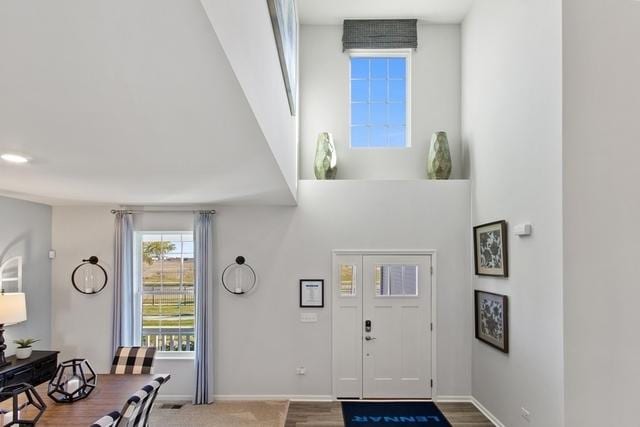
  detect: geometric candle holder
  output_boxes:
[47,359,97,403]
[0,382,47,426]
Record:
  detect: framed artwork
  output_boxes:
[300,279,324,308]
[473,220,509,277]
[475,290,509,353]
[267,0,298,116]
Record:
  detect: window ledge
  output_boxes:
[155,352,195,361]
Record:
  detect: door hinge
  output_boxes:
[430,322,433,331]
[430,266,433,275]
[430,379,433,388]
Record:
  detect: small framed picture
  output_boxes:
[475,290,509,353]
[300,279,324,308]
[473,220,509,277]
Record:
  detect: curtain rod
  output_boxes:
[110,209,216,215]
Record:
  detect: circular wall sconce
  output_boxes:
[221,256,256,295]
[71,256,107,295]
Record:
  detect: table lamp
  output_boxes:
[0,292,27,369]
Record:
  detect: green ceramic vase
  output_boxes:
[427,131,452,179]
[314,132,338,180]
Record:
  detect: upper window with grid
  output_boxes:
[350,53,409,148]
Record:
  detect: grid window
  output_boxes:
[350,55,409,148]
[375,264,419,297]
[140,232,195,352]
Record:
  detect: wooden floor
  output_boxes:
[285,401,494,427]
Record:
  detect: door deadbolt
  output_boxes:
[365,320,372,332]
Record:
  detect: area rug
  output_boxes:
[150,400,289,427]
[341,401,452,426]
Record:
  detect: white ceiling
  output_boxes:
[0,0,295,206]
[297,0,474,25]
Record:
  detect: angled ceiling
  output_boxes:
[0,0,296,206]
[298,0,473,25]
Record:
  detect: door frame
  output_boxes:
[331,249,438,400]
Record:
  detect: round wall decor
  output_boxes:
[221,256,256,295]
[71,256,108,295]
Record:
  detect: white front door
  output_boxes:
[333,253,433,399]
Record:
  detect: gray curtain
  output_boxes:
[112,211,135,356]
[342,19,418,51]
[194,212,214,404]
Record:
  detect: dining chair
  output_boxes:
[90,411,121,427]
[136,374,171,427]
[116,381,158,427]
[111,347,156,374]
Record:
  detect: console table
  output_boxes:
[0,351,59,391]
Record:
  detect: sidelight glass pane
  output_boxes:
[340,265,356,296]
[374,265,419,296]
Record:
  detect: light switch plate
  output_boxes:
[300,313,318,323]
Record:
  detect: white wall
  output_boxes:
[462,0,564,426]
[0,196,52,354]
[299,24,461,180]
[200,0,299,198]
[51,180,471,398]
[0,0,295,206]
[563,0,640,425]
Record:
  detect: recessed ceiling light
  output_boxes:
[1,153,29,164]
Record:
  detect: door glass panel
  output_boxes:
[375,265,418,296]
[340,264,356,296]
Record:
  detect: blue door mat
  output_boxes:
[341,401,452,426]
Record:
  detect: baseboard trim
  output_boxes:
[156,394,192,401]
[469,396,505,427]
[212,394,333,402]
[434,395,474,403]
[157,394,333,402]
[434,395,504,427]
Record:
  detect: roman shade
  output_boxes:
[342,19,418,51]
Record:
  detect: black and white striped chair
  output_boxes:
[90,411,121,427]
[117,375,170,427]
[111,347,156,375]
[137,374,171,426]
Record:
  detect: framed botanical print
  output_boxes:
[473,220,509,277]
[474,290,509,353]
[300,279,324,308]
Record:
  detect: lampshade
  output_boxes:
[0,293,27,325]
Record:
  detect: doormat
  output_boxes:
[341,401,451,426]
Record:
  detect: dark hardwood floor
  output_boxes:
[285,401,494,427]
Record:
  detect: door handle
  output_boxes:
[365,336,376,341]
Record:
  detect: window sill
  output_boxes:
[155,352,195,361]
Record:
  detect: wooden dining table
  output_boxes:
[1,374,167,426]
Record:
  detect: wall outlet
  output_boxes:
[296,367,306,375]
[521,407,531,422]
[300,313,318,323]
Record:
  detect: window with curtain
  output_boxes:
[135,232,195,353]
[350,50,411,148]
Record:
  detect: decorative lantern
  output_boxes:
[47,359,96,403]
[0,382,47,426]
